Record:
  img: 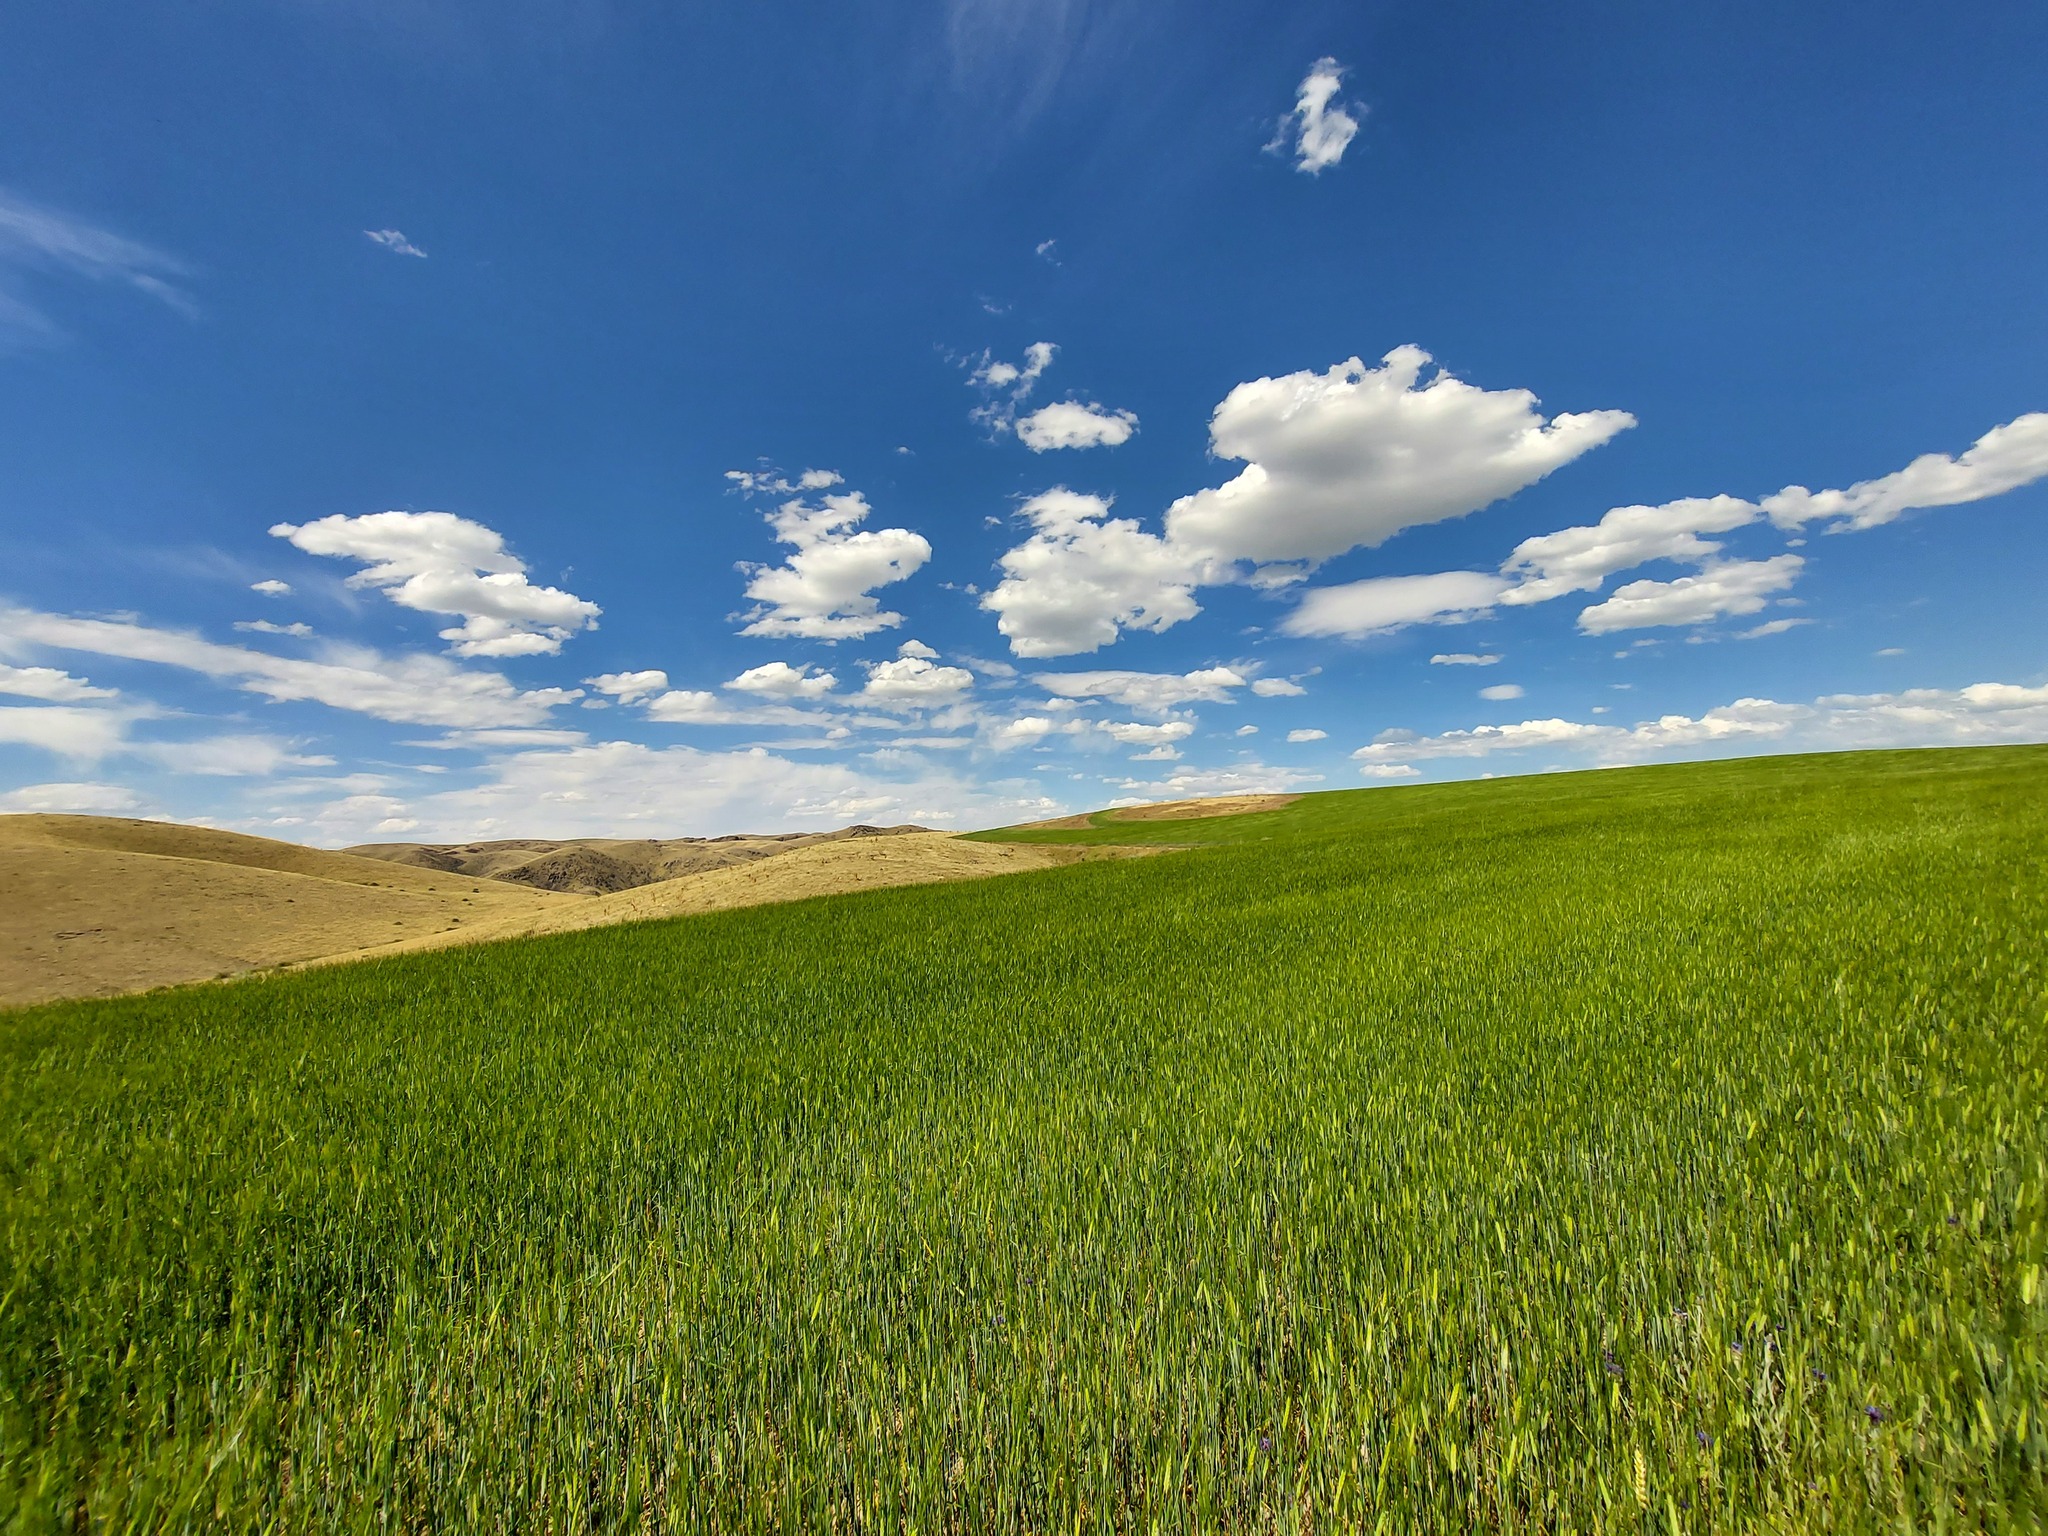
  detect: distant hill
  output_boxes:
[345,825,932,896]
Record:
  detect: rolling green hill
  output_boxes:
[3,747,2044,1529]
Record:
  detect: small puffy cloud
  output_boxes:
[1236,724,1259,736]
[0,780,144,814]
[1035,239,1058,262]
[272,511,600,658]
[860,655,974,705]
[897,638,939,659]
[235,620,312,637]
[968,343,1059,433]
[1479,683,1525,701]
[1015,401,1139,452]
[727,661,837,699]
[586,669,670,704]
[1097,719,1193,747]
[1166,348,1634,569]
[991,716,1058,748]
[1499,495,1760,604]
[1269,57,1361,174]
[1250,677,1306,697]
[364,229,427,258]
[0,663,116,702]
[1283,570,1509,638]
[1286,728,1327,743]
[983,490,1206,658]
[1129,745,1180,761]
[1430,652,1499,666]
[1577,555,1803,633]
[1763,413,2048,531]
[726,466,843,496]
[251,579,292,596]
[0,605,577,728]
[1034,665,1245,713]
[1359,764,1421,779]
[736,487,931,641]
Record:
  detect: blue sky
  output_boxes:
[1,0,2044,841]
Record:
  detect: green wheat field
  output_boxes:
[3,746,2044,1531]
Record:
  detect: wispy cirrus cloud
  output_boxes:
[0,189,194,341]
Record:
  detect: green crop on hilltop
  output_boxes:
[2,747,2044,1531]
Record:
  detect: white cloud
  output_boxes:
[1479,683,1525,701]
[1236,724,1259,736]
[725,467,843,496]
[1165,348,1634,570]
[1284,570,1509,638]
[0,663,116,702]
[1033,665,1245,713]
[292,738,1066,842]
[142,734,334,777]
[641,690,818,728]
[1576,555,1803,633]
[0,605,578,728]
[0,781,144,814]
[585,669,670,704]
[251,579,292,597]
[1763,413,2048,531]
[1269,57,1362,174]
[1015,400,1139,452]
[1128,745,1181,761]
[0,704,131,759]
[1097,719,1194,747]
[1250,677,1306,697]
[1354,717,1610,765]
[364,229,427,259]
[1035,239,1059,262]
[736,486,931,641]
[1499,495,1760,604]
[271,511,601,658]
[0,189,194,337]
[1430,652,1500,666]
[1359,764,1421,780]
[982,490,1206,658]
[897,638,939,659]
[859,655,974,705]
[726,661,838,699]
[991,716,1058,748]
[235,620,312,637]
[1111,762,1324,800]
[1345,678,2048,780]
[1287,728,1327,743]
[1736,617,1810,640]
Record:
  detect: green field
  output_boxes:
[3,747,2045,1530]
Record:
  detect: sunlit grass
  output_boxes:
[2,746,2043,1529]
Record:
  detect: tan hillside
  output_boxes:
[344,824,932,895]
[0,816,564,1009]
